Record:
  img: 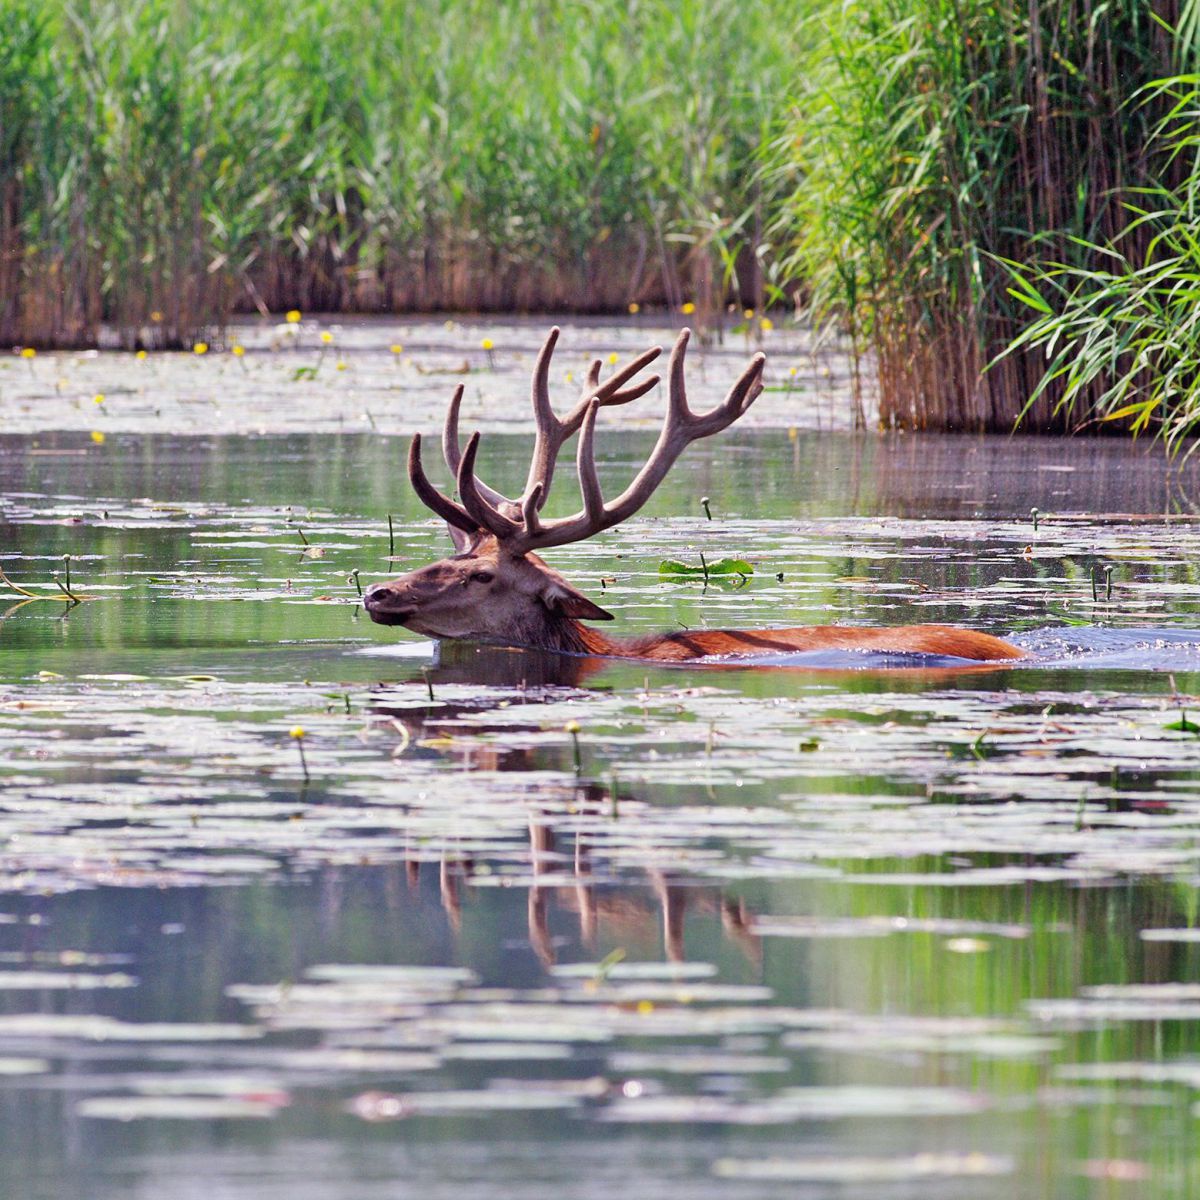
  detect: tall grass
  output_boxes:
[0,3,94,346]
[0,0,807,348]
[774,0,1185,432]
[999,72,1200,451]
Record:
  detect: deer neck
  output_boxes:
[531,617,622,657]
[459,606,623,657]
[522,620,730,662]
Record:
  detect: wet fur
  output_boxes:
[364,537,1026,663]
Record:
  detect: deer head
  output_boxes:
[363,327,766,652]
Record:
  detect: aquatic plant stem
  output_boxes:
[290,726,310,782]
[566,720,582,774]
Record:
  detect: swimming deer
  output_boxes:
[364,328,1025,663]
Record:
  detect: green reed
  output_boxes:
[1,0,808,348]
[999,70,1200,451]
[772,0,1186,432]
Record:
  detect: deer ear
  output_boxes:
[543,580,615,622]
[448,525,490,554]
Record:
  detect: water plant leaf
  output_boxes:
[659,558,754,582]
[1163,713,1200,733]
[78,1096,284,1121]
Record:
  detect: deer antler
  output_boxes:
[505,329,765,553]
[408,328,765,556]
[407,434,479,542]
[439,327,662,518]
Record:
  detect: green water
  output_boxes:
[3,427,1200,1199]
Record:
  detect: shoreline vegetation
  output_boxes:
[778,0,1198,435]
[4,0,1200,437]
[0,0,803,350]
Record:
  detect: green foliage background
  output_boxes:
[9,0,1200,442]
[0,0,805,348]
[773,0,1191,433]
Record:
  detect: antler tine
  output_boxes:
[559,344,662,436]
[504,329,766,555]
[521,483,544,537]
[408,434,479,538]
[458,432,522,540]
[731,351,767,416]
[523,330,662,511]
[666,327,694,422]
[666,328,766,436]
[576,399,606,524]
[441,384,466,477]
[523,327,564,507]
[442,384,521,518]
[530,326,562,429]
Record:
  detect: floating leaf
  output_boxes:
[659,557,753,579]
[1164,712,1200,733]
[714,1152,1013,1182]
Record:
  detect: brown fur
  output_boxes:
[577,622,1025,662]
[364,536,1026,663]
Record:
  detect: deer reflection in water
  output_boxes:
[372,646,760,969]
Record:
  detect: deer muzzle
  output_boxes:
[363,581,414,626]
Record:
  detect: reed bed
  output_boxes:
[774,0,1189,432]
[0,0,806,349]
[1000,71,1200,451]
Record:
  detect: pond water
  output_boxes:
[3,320,1200,1199]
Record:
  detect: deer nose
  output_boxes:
[364,582,398,605]
[363,581,415,626]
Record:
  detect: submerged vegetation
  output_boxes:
[0,0,804,349]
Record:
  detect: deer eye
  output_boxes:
[469,571,494,584]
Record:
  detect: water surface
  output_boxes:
[3,326,1200,1199]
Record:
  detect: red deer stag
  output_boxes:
[364,328,1025,663]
